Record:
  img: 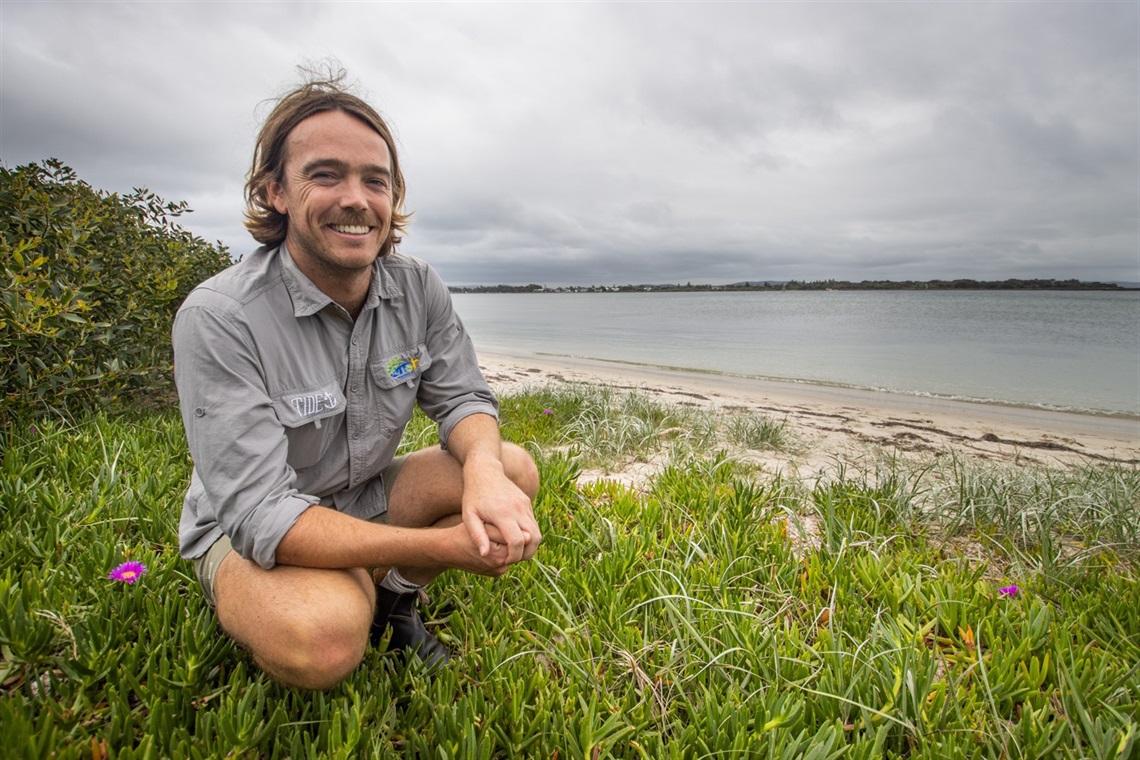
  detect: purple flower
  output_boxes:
[108,561,147,584]
[542,409,553,415]
[998,584,1019,598]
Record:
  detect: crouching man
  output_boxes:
[172,72,540,690]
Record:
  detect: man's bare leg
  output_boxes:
[371,441,539,660]
[207,442,538,687]
[213,556,375,690]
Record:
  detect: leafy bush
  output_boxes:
[0,159,231,423]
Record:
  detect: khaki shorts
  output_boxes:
[192,454,407,608]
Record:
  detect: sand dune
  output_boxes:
[479,350,1139,479]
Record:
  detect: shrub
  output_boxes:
[0,159,232,424]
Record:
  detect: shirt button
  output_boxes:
[352,431,360,440]
[194,408,205,417]
[351,337,359,346]
[350,385,359,394]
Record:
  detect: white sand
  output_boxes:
[478,350,1139,482]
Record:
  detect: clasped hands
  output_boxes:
[453,471,541,576]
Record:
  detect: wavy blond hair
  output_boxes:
[244,69,410,255]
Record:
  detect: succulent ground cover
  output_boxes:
[1,384,1137,758]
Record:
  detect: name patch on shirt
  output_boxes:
[386,355,420,382]
[289,391,340,417]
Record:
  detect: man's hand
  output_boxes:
[432,522,514,576]
[462,463,541,564]
[445,413,542,565]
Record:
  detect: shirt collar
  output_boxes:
[372,255,404,302]
[278,243,332,317]
[277,243,397,318]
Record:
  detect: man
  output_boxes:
[172,74,541,690]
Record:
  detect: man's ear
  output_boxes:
[267,180,288,215]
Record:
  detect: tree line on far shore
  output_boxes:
[450,278,1132,294]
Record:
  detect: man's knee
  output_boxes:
[215,563,374,690]
[503,442,540,501]
[258,614,369,690]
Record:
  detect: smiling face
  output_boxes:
[267,109,394,285]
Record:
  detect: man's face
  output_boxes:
[267,110,394,280]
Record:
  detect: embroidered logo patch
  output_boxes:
[386,355,420,382]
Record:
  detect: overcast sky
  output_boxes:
[2,1,1137,286]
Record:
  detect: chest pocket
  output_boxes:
[369,344,432,390]
[272,380,347,470]
[368,344,432,431]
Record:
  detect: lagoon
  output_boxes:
[453,289,1140,416]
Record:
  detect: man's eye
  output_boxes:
[312,172,337,182]
[367,178,390,188]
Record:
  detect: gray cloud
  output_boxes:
[1,1,1136,284]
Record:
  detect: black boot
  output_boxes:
[371,586,451,668]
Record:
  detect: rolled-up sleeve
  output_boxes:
[173,294,318,568]
[414,264,499,447]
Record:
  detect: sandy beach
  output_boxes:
[478,350,1140,481]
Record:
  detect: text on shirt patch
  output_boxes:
[386,355,419,382]
[289,391,339,417]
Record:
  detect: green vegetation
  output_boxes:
[726,410,801,453]
[0,159,231,425]
[4,159,1131,757]
[2,385,1136,759]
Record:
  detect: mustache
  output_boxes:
[325,213,380,227]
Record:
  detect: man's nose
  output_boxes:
[339,178,368,210]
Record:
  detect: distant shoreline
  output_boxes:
[450,278,1136,294]
[526,352,1140,421]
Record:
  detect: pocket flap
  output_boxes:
[370,344,432,389]
[272,380,346,428]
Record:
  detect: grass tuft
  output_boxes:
[725,411,800,452]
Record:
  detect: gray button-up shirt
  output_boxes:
[173,245,498,569]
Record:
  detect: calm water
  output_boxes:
[453,290,1140,416]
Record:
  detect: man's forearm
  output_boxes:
[274,506,447,570]
[444,413,505,471]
